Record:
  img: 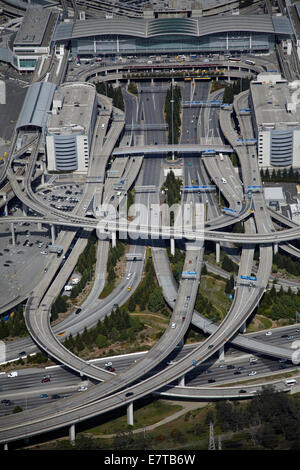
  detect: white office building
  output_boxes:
[46,82,98,173]
[250,73,300,168]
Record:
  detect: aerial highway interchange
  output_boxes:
[1,0,300,449]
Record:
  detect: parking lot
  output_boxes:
[0,204,52,310]
[35,182,84,213]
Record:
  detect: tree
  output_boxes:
[95,334,107,348]
[225,275,234,294]
[148,287,165,312]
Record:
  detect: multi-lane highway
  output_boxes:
[1,30,300,448]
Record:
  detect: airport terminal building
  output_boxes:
[53,15,293,58]
[0,7,294,71]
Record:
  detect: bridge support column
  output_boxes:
[50,224,56,244]
[170,238,175,256]
[216,242,220,263]
[273,243,278,255]
[127,78,130,85]
[3,443,8,450]
[127,401,134,426]
[151,78,154,85]
[111,232,116,248]
[22,203,27,216]
[239,321,246,333]
[37,222,42,231]
[10,222,15,246]
[69,423,76,444]
[179,375,185,387]
[219,346,225,362]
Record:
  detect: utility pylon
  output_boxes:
[208,421,216,450]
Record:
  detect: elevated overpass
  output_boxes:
[112,144,232,157]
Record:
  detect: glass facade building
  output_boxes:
[71,32,275,57]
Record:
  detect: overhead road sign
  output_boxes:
[182,271,197,279]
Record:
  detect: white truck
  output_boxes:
[64,285,73,291]
[7,371,18,377]
[71,278,80,285]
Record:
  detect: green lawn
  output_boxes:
[87,399,183,435]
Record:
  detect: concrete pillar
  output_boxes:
[10,222,15,246]
[170,238,175,256]
[50,224,55,244]
[219,345,225,362]
[127,401,134,426]
[3,443,8,450]
[69,423,76,444]
[179,375,185,387]
[216,242,220,263]
[22,203,27,216]
[127,78,130,85]
[111,231,116,248]
[274,243,278,255]
[239,321,247,333]
[4,202,8,216]
[37,222,42,231]
[151,78,154,85]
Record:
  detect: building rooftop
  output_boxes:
[250,74,300,131]
[47,82,96,135]
[53,14,290,42]
[16,81,57,130]
[14,6,58,48]
[264,186,285,202]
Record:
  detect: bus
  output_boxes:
[184,77,192,81]
[284,379,297,386]
[228,57,241,62]
[195,76,211,80]
[245,59,255,65]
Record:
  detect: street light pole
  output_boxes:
[171,83,174,161]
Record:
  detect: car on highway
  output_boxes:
[208,379,216,383]
[18,351,26,358]
[125,392,134,397]
[78,386,87,392]
[40,394,48,398]
[239,389,247,393]
[75,308,81,315]
[287,335,294,340]
[265,331,272,336]
[105,366,115,372]
[234,370,242,375]
[248,371,257,376]
[1,399,12,406]
[171,322,176,329]
[41,377,50,383]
